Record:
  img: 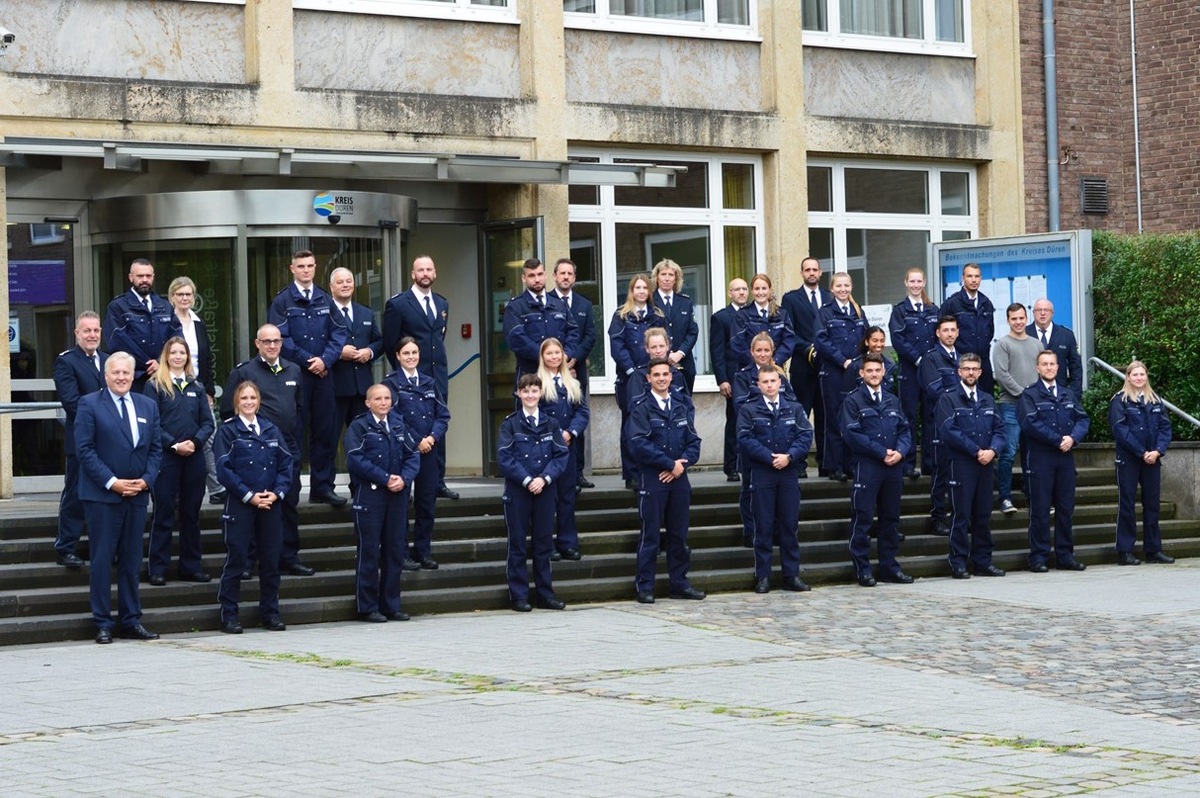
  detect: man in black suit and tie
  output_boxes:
[1031,299,1084,395]
[52,311,109,569]
[103,258,180,392]
[382,254,458,499]
[329,267,383,432]
[74,352,162,644]
[710,277,749,481]
[553,257,598,488]
[650,258,699,394]
[781,257,832,477]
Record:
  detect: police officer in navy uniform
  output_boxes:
[1109,360,1175,565]
[609,274,667,487]
[345,384,422,623]
[552,257,598,489]
[222,324,313,577]
[917,316,962,536]
[628,358,707,604]
[935,353,1007,579]
[738,364,813,594]
[503,257,580,383]
[841,353,913,587]
[711,278,749,481]
[941,262,996,394]
[268,248,349,507]
[329,267,383,434]
[625,327,694,419]
[213,380,294,634]
[1018,350,1090,572]
[888,267,940,478]
[498,374,571,612]
[813,272,866,481]
[781,257,833,476]
[1031,299,1084,395]
[730,273,795,368]
[52,311,108,569]
[103,257,181,391]
[649,258,700,394]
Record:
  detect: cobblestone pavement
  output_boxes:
[4,563,1200,797]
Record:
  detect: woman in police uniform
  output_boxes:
[537,337,589,561]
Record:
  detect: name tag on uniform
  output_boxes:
[784,418,796,426]
[156,315,172,323]
[983,409,995,416]
[186,391,198,397]
[267,440,279,448]
[316,308,330,316]
[285,380,297,386]
[675,420,687,427]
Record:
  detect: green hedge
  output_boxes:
[1085,230,1200,441]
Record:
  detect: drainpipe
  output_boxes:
[1129,0,1144,232]
[1043,0,1060,232]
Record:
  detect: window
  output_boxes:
[806,160,977,305]
[294,0,515,23]
[569,150,765,391]
[565,0,756,40]
[803,0,969,55]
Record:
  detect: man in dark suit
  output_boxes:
[329,267,383,432]
[74,352,162,643]
[780,256,832,477]
[649,259,699,394]
[52,311,108,569]
[710,277,749,481]
[103,257,180,391]
[1031,299,1084,395]
[381,254,458,499]
[553,257,597,488]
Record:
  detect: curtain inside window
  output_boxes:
[935,0,964,42]
[839,0,922,38]
[610,0,704,21]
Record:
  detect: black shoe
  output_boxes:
[1116,551,1141,566]
[221,618,243,634]
[857,574,877,587]
[830,471,849,482]
[578,476,595,489]
[386,611,411,622]
[753,577,770,594]
[950,567,970,580]
[238,568,252,580]
[928,517,951,537]
[798,468,809,479]
[261,618,287,631]
[511,600,533,613]
[209,490,227,505]
[742,535,754,549]
[669,586,706,600]
[401,558,421,572]
[95,628,113,644]
[118,624,160,641]
[782,576,811,592]
[897,532,907,543]
[975,564,1006,577]
[1056,560,1087,571]
[726,472,741,482]
[56,552,84,569]
[1145,551,1176,564]
[556,549,581,561]
[437,486,460,500]
[880,570,914,584]
[282,562,316,576]
[419,558,439,570]
[550,550,562,562]
[179,571,212,583]
[361,611,388,623]
[625,479,639,491]
[635,592,656,604]
[1029,562,1049,573]
[311,492,348,508]
[536,597,566,610]
[904,467,920,479]
[148,574,167,586]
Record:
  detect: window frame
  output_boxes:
[564,0,760,42]
[294,0,519,24]
[802,0,973,57]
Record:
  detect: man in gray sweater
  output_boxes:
[991,303,1043,514]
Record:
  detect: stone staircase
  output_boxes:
[2,462,1198,646]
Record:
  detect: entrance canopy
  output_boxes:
[0,138,683,187]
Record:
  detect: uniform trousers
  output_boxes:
[819,373,847,474]
[947,457,995,570]
[298,370,337,497]
[554,444,580,554]
[56,454,86,557]
[218,501,282,623]
[148,450,206,578]
[503,485,556,604]
[748,467,801,579]
[83,500,146,629]
[1025,450,1077,566]
[635,472,692,594]
[848,461,903,577]
[352,484,410,615]
[409,450,439,561]
[897,361,922,472]
[1115,456,1163,554]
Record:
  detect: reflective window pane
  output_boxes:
[802,0,827,31]
[846,228,930,304]
[844,168,928,214]
[723,226,757,286]
[840,0,922,39]
[722,163,755,210]
[936,0,964,42]
[615,160,708,208]
[568,221,606,377]
[717,0,750,25]
[942,230,971,242]
[808,166,833,212]
[940,171,970,215]
[609,0,703,21]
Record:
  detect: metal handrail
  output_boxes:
[0,402,63,417]
[1089,357,1200,429]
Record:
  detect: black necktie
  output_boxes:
[381,418,389,434]
[526,414,536,426]
[119,395,128,423]
[872,391,880,405]
[968,391,976,405]
[638,309,645,321]
[662,400,670,414]
[561,293,571,312]
[342,306,352,324]
[250,422,259,436]
[1040,329,1049,347]
[175,377,185,391]
[303,288,311,302]
[760,308,768,320]
[425,295,435,323]
[270,362,281,375]
[664,296,672,311]
[810,291,819,313]
[410,375,418,387]
[769,401,778,417]
[554,375,562,394]
[143,297,152,314]
[915,302,922,313]
[536,294,544,310]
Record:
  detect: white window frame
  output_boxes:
[570,148,766,394]
[565,0,759,42]
[294,0,518,24]
[806,159,978,302]
[802,0,972,58]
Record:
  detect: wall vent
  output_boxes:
[1080,178,1109,214]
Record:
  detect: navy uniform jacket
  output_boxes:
[556,291,596,390]
[737,397,813,471]
[608,310,667,379]
[503,291,580,379]
[709,304,741,386]
[814,302,867,377]
[497,411,570,486]
[840,386,912,464]
[888,299,941,370]
[214,416,294,500]
[732,363,798,407]
[916,346,961,406]
[627,395,702,473]
[74,390,163,505]
[103,291,180,379]
[144,377,214,451]
[382,289,449,393]
[381,370,451,443]
[1018,382,1090,458]
[650,291,699,381]
[940,289,995,362]
[935,387,1006,463]
[53,346,109,455]
[731,305,796,368]
[542,380,590,440]
[843,354,898,396]
[268,283,348,371]
[1038,325,1084,395]
[344,410,421,489]
[1108,393,1171,460]
[221,358,303,439]
[331,301,383,398]
[781,286,833,378]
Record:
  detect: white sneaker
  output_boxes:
[1000,499,1017,514]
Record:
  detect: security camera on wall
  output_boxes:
[0,26,15,51]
